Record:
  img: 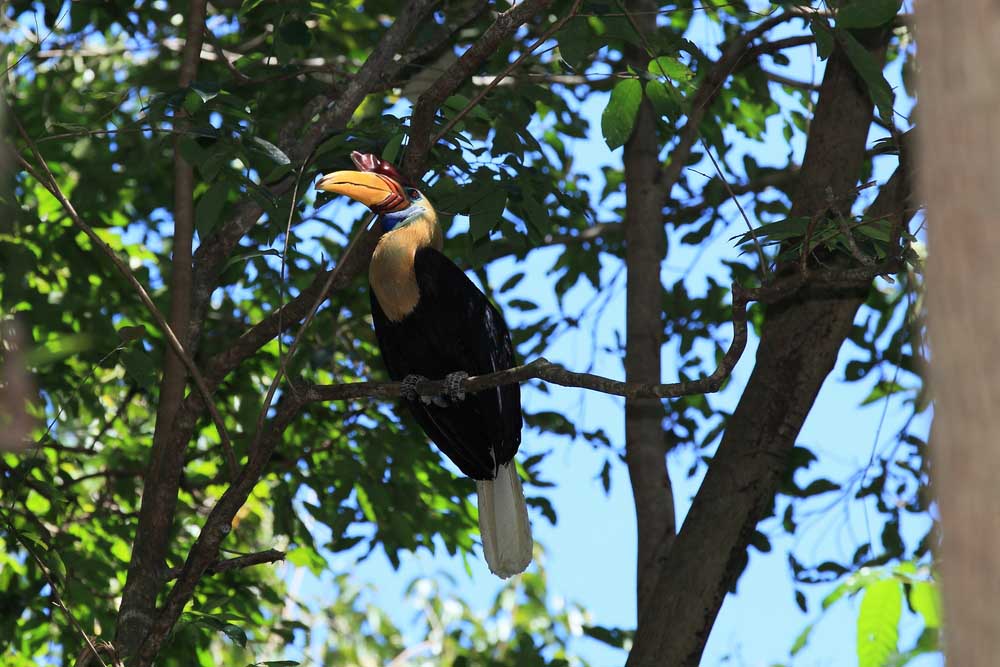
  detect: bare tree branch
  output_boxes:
[430,0,582,148]
[627,29,899,666]
[921,2,1000,662]
[163,549,285,579]
[661,14,808,195]
[620,0,676,620]
[401,0,556,181]
[113,2,234,660]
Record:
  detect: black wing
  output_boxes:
[369,247,522,480]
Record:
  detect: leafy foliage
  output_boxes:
[2,0,928,665]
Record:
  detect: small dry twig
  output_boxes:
[10,112,239,478]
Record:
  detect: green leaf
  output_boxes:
[798,479,841,497]
[558,17,594,69]
[221,623,248,647]
[249,137,291,165]
[519,192,549,242]
[645,80,681,121]
[837,0,902,29]
[508,299,539,312]
[749,530,772,553]
[732,216,811,246]
[190,81,221,104]
[468,188,507,241]
[861,380,906,405]
[810,20,835,59]
[196,182,229,238]
[286,546,327,576]
[838,30,895,121]
[822,568,886,610]
[25,491,50,515]
[46,549,67,584]
[909,581,941,629]
[647,55,694,83]
[582,625,633,649]
[224,248,283,270]
[790,622,814,656]
[382,131,405,164]
[498,272,525,293]
[122,348,158,389]
[239,0,265,15]
[857,578,902,667]
[178,137,206,165]
[601,79,642,150]
[279,20,311,47]
[25,334,92,369]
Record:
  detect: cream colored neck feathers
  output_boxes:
[369,207,443,322]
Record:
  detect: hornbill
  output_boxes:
[316,152,532,578]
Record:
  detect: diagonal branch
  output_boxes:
[189,0,438,338]
[429,0,583,149]
[163,549,285,579]
[251,217,375,452]
[661,12,808,194]
[401,0,557,181]
[626,28,899,666]
[9,117,235,474]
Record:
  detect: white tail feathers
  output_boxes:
[476,461,533,578]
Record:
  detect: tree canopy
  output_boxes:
[1,1,932,666]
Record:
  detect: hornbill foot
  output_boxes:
[401,375,427,402]
[444,371,469,402]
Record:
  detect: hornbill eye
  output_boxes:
[406,188,422,200]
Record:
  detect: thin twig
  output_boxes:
[619,0,772,278]
[251,216,376,452]
[202,26,250,84]
[276,166,308,384]
[834,212,876,266]
[0,513,110,667]
[700,139,770,279]
[430,0,583,146]
[10,114,239,478]
[163,549,285,579]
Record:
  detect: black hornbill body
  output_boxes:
[317,152,532,578]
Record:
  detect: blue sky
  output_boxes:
[270,6,934,667]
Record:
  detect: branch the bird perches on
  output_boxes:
[299,259,900,407]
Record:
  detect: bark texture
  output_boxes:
[623,0,675,619]
[115,1,207,658]
[920,3,1000,664]
[627,32,893,666]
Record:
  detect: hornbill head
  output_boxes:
[317,151,432,232]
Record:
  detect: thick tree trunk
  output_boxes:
[920,3,1000,664]
[623,0,675,619]
[627,31,895,666]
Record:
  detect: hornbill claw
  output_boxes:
[445,371,469,402]
[401,372,468,405]
[401,375,426,402]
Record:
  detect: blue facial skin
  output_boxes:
[379,192,423,232]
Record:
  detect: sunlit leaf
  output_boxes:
[601,79,642,150]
